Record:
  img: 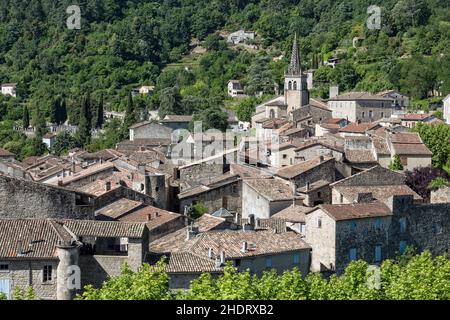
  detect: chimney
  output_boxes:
[220,251,225,264]
[329,85,339,99]
[183,206,190,226]
[319,155,324,163]
[255,218,261,229]
[155,212,159,218]
[241,241,248,253]
[105,181,111,191]
[139,146,145,152]
[17,240,24,256]
[57,179,63,187]
[186,225,199,241]
[305,181,310,192]
[208,248,214,259]
[147,214,152,221]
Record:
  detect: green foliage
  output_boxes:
[192,106,229,132]
[236,97,258,122]
[76,261,172,300]
[52,131,79,156]
[78,251,450,300]
[190,202,209,219]
[389,154,404,171]
[411,123,450,168]
[12,286,36,300]
[0,292,6,300]
[428,177,450,191]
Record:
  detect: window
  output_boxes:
[362,112,365,118]
[235,259,241,267]
[288,81,292,90]
[317,192,322,198]
[265,257,273,269]
[375,218,382,229]
[293,81,297,90]
[375,245,382,262]
[283,154,287,159]
[293,254,300,264]
[140,184,145,191]
[318,218,322,228]
[381,112,384,118]
[43,265,53,282]
[399,241,407,254]
[369,110,373,118]
[399,217,407,233]
[0,264,9,273]
[340,194,344,203]
[349,248,357,261]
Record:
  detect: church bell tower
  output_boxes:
[285,33,309,113]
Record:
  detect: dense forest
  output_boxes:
[0,0,449,156]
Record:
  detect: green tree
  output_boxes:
[95,93,104,129]
[389,154,404,171]
[236,97,257,122]
[76,94,92,146]
[52,131,79,156]
[411,123,450,168]
[22,105,30,129]
[428,177,450,191]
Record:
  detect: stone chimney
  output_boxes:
[105,181,111,192]
[329,85,339,99]
[56,241,79,300]
[241,241,248,253]
[208,248,214,259]
[355,192,373,203]
[186,225,199,241]
[305,181,310,192]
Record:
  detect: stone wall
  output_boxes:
[295,145,343,163]
[130,122,173,141]
[179,162,228,191]
[331,166,404,187]
[79,255,127,288]
[0,174,94,220]
[431,187,450,204]
[0,259,58,300]
[291,158,336,187]
[179,180,241,215]
[93,186,153,211]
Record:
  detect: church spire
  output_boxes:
[287,33,301,76]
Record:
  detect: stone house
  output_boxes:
[330,166,422,205]
[396,113,438,129]
[376,90,409,109]
[227,80,244,97]
[128,121,173,142]
[0,219,149,300]
[160,115,193,130]
[276,156,336,191]
[271,205,316,235]
[294,139,344,163]
[227,30,256,45]
[1,83,17,97]
[178,173,242,216]
[305,194,450,275]
[267,142,300,168]
[328,92,395,123]
[242,178,296,219]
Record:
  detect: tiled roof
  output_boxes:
[166,252,223,273]
[271,205,315,223]
[319,201,392,221]
[96,198,143,220]
[276,156,334,179]
[345,149,377,163]
[63,220,146,238]
[239,218,287,233]
[329,92,393,101]
[212,208,234,218]
[188,230,311,259]
[244,179,294,201]
[150,214,231,253]
[162,115,193,122]
[339,122,379,133]
[389,132,423,144]
[0,219,67,259]
[334,185,422,203]
[399,114,433,121]
[118,206,182,230]
[55,162,115,186]
[392,143,432,155]
[178,173,240,199]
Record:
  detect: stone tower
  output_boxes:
[56,241,79,300]
[284,33,309,113]
[145,173,166,209]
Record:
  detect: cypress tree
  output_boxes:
[23,105,30,129]
[60,98,68,125]
[96,93,104,129]
[76,95,92,146]
[49,98,59,124]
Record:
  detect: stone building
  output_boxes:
[242,178,296,219]
[305,194,450,275]
[0,148,15,162]
[1,83,17,97]
[0,219,149,300]
[330,166,422,205]
[128,121,173,143]
[328,92,395,122]
[178,173,242,216]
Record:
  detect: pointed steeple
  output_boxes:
[287,33,301,76]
